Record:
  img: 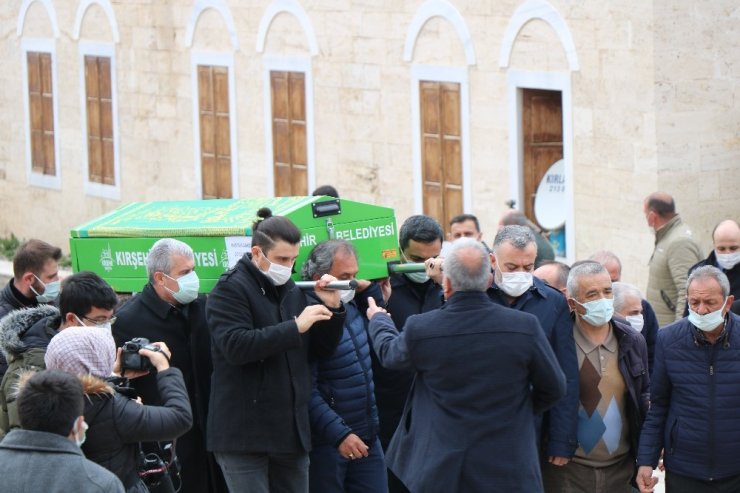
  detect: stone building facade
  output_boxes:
[0,0,737,289]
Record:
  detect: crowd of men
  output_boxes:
[0,189,737,493]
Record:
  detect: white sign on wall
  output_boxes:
[224,236,252,268]
[534,159,566,230]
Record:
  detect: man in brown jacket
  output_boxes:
[644,192,703,326]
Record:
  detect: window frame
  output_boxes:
[190,51,238,199]
[22,37,61,189]
[262,55,315,197]
[78,40,121,200]
[410,64,471,215]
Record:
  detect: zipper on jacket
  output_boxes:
[347,312,374,435]
[707,343,717,477]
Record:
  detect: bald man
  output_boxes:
[644,192,702,326]
[685,219,740,315]
[534,261,570,296]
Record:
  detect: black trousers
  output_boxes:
[665,470,740,493]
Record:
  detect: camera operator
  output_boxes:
[43,326,192,493]
[113,238,223,492]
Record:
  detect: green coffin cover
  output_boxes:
[70,197,399,293]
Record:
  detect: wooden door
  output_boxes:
[271,71,307,197]
[420,81,462,235]
[198,65,232,198]
[522,89,562,228]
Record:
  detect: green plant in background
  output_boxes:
[0,233,20,261]
[0,233,71,268]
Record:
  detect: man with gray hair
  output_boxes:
[301,239,387,492]
[637,266,740,493]
[543,262,649,493]
[590,251,659,374]
[367,238,566,492]
[499,209,555,268]
[113,238,224,492]
[488,225,579,468]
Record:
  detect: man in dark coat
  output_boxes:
[373,215,444,493]
[637,266,740,493]
[206,213,345,492]
[302,240,387,493]
[0,239,62,379]
[114,238,224,493]
[488,226,579,463]
[367,238,566,493]
[684,219,739,315]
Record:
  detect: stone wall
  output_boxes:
[0,0,737,292]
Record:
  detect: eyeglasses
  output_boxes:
[80,316,117,327]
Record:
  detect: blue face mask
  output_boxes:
[573,297,615,326]
[31,275,61,303]
[164,271,200,304]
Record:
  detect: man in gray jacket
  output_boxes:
[644,192,702,326]
[0,369,124,492]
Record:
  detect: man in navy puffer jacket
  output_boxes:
[302,240,388,493]
[637,266,739,493]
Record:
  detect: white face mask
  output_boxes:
[625,314,644,332]
[497,271,533,298]
[716,251,740,270]
[258,250,293,286]
[340,289,356,305]
[688,298,728,332]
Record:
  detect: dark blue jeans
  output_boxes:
[215,451,309,493]
[309,437,388,493]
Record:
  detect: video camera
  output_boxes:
[121,337,161,372]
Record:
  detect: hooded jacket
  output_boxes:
[0,304,59,432]
[0,279,40,379]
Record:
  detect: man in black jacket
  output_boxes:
[685,219,739,315]
[0,239,62,378]
[114,238,224,493]
[206,212,345,493]
[374,214,444,493]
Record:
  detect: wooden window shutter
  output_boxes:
[85,55,115,185]
[198,65,232,199]
[27,52,56,176]
[271,71,307,197]
[420,81,462,234]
